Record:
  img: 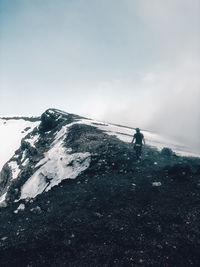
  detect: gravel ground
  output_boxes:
[0,119,200,267]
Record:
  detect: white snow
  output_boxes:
[0,192,7,203]
[21,150,27,163]
[14,203,25,213]
[152,182,162,187]
[0,118,39,171]
[8,161,21,180]
[20,124,91,199]
[22,158,29,167]
[25,133,40,147]
[52,109,69,116]
[17,203,25,210]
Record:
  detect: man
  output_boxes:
[131,128,145,161]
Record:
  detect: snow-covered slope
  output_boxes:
[20,123,91,199]
[0,117,40,171]
[0,109,199,207]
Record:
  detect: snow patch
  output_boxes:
[22,158,29,167]
[0,119,39,171]
[25,133,39,147]
[20,124,91,199]
[14,203,25,213]
[152,182,162,187]
[8,161,21,180]
[21,150,27,163]
[52,109,69,116]
[0,192,7,204]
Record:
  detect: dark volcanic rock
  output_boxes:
[167,164,192,180]
[0,164,11,195]
[38,108,83,133]
[39,109,63,132]
[196,165,200,175]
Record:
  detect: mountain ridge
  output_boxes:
[0,108,200,266]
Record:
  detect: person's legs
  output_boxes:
[138,146,142,160]
[135,145,142,160]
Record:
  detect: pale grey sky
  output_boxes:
[0,0,199,150]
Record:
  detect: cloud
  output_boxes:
[150,60,200,150]
[84,0,200,151]
[83,56,200,151]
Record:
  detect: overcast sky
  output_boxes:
[0,0,199,150]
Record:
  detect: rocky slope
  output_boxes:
[0,109,200,267]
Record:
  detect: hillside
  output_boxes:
[0,109,200,267]
[0,116,40,171]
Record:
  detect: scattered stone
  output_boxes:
[152,182,162,187]
[14,203,25,213]
[1,237,8,241]
[18,204,25,210]
[30,206,42,214]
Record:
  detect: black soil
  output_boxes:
[0,122,200,267]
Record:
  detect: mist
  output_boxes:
[0,0,199,152]
[81,0,200,152]
[83,57,200,152]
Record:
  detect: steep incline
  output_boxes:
[0,109,91,205]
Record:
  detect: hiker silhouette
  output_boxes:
[131,128,145,161]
